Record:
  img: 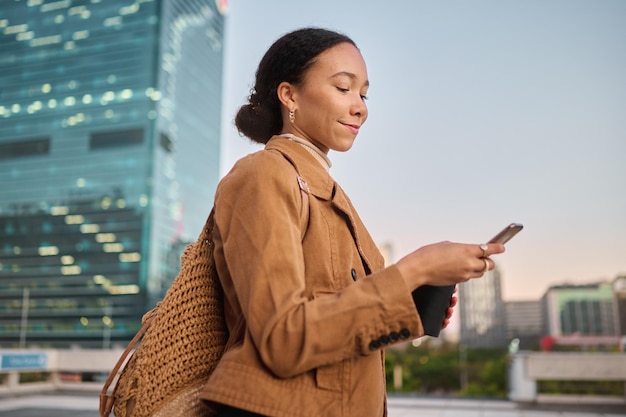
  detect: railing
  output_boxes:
[3,348,626,406]
[508,351,626,405]
[0,348,122,396]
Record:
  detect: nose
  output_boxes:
[351,95,368,120]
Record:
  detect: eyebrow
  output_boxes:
[330,71,370,87]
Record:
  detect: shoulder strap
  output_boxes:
[270,149,310,240]
[99,316,153,416]
[296,175,309,241]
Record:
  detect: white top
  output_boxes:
[279,133,331,171]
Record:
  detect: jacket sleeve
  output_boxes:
[214,153,423,378]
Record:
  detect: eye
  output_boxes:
[336,86,349,93]
[360,94,368,101]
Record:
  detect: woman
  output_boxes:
[200,28,504,417]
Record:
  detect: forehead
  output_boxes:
[306,42,368,81]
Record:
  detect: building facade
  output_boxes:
[504,300,542,349]
[459,267,507,348]
[0,0,226,348]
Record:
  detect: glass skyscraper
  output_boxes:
[0,0,226,348]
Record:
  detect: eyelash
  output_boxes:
[336,86,368,101]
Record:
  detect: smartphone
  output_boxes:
[412,222,524,338]
[488,223,523,245]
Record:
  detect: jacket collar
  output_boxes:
[265,136,381,273]
[265,136,335,201]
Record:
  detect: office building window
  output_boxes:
[0,138,50,160]
[89,128,144,150]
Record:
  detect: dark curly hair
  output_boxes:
[235,27,357,144]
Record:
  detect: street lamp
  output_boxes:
[19,288,30,349]
[102,304,113,349]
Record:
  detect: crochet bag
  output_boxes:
[99,157,310,417]
[100,208,228,417]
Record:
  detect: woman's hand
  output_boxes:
[441,289,458,329]
[395,241,505,291]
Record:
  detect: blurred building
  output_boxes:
[542,282,618,337]
[0,0,226,348]
[504,300,542,349]
[459,267,507,348]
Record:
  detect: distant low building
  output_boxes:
[542,282,618,338]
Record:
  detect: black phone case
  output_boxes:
[411,284,455,337]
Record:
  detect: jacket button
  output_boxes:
[351,268,358,281]
[389,332,400,342]
[379,335,390,345]
[399,328,411,339]
[369,340,381,351]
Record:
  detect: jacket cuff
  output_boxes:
[358,265,425,353]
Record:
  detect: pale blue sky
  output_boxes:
[219,0,626,300]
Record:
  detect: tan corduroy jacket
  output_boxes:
[200,137,425,417]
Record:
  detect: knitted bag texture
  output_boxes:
[100,209,227,417]
[100,149,310,417]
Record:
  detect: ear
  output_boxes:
[277,81,297,111]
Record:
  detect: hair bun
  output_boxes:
[235,103,281,144]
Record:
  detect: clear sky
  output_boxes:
[218,0,626,301]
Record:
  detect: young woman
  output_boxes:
[200,27,504,417]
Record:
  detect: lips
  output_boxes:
[342,123,360,134]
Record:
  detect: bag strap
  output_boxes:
[99,315,155,417]
[269,148,310,240]
[296,175,309,241]
[219,170,309,352]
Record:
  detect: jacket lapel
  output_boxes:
[266,136,384,273]
[331,183,383,274]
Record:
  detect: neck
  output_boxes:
[279,133,332,171]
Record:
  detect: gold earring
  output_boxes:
[289,110,295,124]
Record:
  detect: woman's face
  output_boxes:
[285,42,369,153]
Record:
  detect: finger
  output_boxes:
[476,257,490,274]
[492,242,505,254]
[478,243,489,258]
[476,243,505,258]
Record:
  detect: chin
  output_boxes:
[332,143,354,153]
[333,136,357,153]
